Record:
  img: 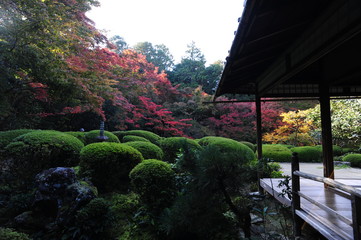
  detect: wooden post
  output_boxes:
[319,84,334,179]
[351,195,361,239]
[292,152,302,237]
[256,96,263,192]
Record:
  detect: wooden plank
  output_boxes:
[261,178,361,239]
[296,210,352,240]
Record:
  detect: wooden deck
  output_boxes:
[261,178,361,240]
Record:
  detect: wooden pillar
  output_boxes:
[256,96,262,161]
[351,195,361,239]
[291,152,302,237]
[319,84,334,179]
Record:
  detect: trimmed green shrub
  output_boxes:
[122,135,150,143]
[5,131,84,181]
[65,131,86,144]
[198,136,234,146]
[112,131,128,140]
[130,159,176,211]
[124,141,164,160]
[122,130,162,145]
[290,146,322,162]
[343,154,361,168]
[240,141,256,152]
[0,129,35,150]
[84,130,120,145]
[0,228,31,240]
[205,138,256,163]
[79,142,143,193]
[159,137,202,163]
[261,144,293,162]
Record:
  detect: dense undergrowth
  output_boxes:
[0,129,359,239]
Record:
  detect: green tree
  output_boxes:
[202,60,223,93]
[168,42,221,93]
[0,0,108,129]
[307,99,361,147]
[110,35,128,54]
[133,41,174,72]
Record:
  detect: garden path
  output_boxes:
[278,163,361,179]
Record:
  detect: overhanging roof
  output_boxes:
[215,0,361,99]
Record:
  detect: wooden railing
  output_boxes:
[291,152,361,239]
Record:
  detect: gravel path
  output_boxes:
[278,162,361,179]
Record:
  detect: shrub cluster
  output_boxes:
[122,130,162,145]
[124,141,164,160]
[79,142,143,193]
[240,141,256,152]
[159,137,202,163]
[0,129,35,150]
[84,130,120,145]
[261,144,292,162]
[343,154,361,168]
[0,228,31,240]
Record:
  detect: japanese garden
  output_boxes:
[1,0,361,239]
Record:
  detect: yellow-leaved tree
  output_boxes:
[263,110,317,146]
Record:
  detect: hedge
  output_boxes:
[343,154,361,168]
[261,144,293,162]
[290,146,322,162]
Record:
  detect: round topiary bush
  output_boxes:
[129,159,176,211]
[343,154,361,168]
[5,131,84,181]
[261,144,293,162]
[205,138,256,163]
[79,142,144,193]
[159,137,202,163]
[0,228,31,240]
[65,132,86,144]
[83,130,120,145]
[122,130,161,145]
[124,141,164,160]
[0,129,35,150]
[290,146,322,162]
[122,135,150,143]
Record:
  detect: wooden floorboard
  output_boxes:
[261,178,361,240]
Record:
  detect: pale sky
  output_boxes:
[87,0,244,65]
